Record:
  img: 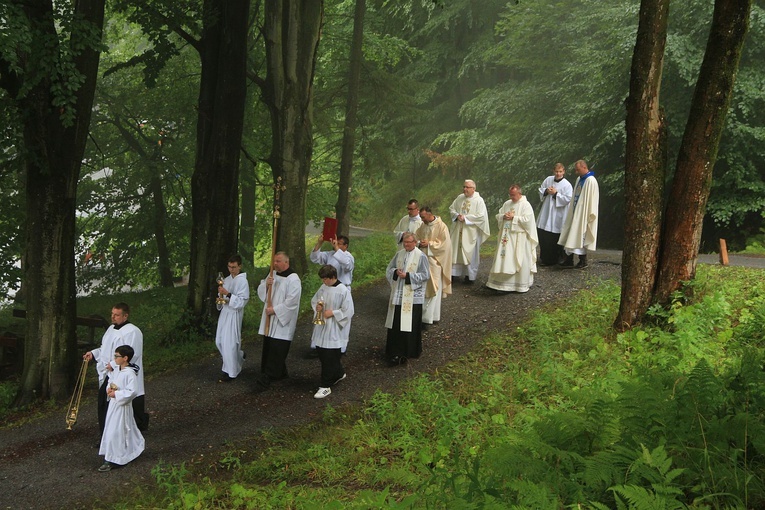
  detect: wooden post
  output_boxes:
[719,239,729,266]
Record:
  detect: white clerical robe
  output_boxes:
[385,248,429,332]
[394,214,423,246]
[415,216,452,298]
[310,283,354,350]
[558,174,599,253]
[99,365,145,465]
[537,176,573,233]
[91,323,145,397]
[448,192,491,278]
[257,271,302,341]
[487,196,539,292]
[215,272,250,378]
[310,249,355,288]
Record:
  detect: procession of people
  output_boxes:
[80,160,598,473]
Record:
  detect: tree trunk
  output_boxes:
[655,0,752,303]
[185,0,250,332]
[335,0,366,236]
[613,0,669,331]
[261,0,324,276]
[3,0,106,405]
[239,159,256,267]
[149,168,174,287]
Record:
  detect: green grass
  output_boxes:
[108,264,765,509]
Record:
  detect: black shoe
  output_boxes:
[242,351,247,360]
[218,374,235,383]
[256,376,271,389]
[559,254,574,268]
[464,276,474,284]
[575,255,588,269]
[389,356,407,366]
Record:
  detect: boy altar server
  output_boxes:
[310,265,355,399]
[98,344,145,472]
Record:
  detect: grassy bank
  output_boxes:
[100,265,765,509]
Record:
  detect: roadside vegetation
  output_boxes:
[81,263,765,509]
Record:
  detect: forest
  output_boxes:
[0,0,763,410]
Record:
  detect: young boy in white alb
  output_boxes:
[98,344,145,472]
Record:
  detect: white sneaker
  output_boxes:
[335,373,347,384]
[314,387,331,399]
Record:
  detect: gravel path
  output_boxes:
[0,253,624,510]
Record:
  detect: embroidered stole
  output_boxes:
[386,249,423,332]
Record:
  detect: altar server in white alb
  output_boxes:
[310,234,355,290]
[310,265,355,399]
[215,255,250,382]
[449,179,491,284]
[385,233,430,365]
[536,162,572,266]
[487,185,539,293]
[394,199,423,247]
[256,252,302,389]
[98,344,144,472]
[558,159,599,269]
[84,302,147,435]
[414,206,452,325]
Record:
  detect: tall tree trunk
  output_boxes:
[1,0,106,405]
[335,0,366,236]
[239,158,256,267]
[262,0,324,276]
[239,79,258,267]
[614,0,669,331]
[185,0,250,331]
[149,168,174,287]
[655,0,751,303]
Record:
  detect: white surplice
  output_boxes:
[257,271,302,341]
[310,283,354,350]
[99,365,145,466]
[90,323,144,397]
[215,272,250,378]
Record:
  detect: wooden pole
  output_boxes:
[719,238,729,266]
[264,177,285,334]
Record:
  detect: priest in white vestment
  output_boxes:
[449,179,491,283]
[414,206,452,324]
[558,159,599,269]
[385,233,430,365]
[85,302,147,435]
[256,252,302,389]
[98,344,144,472]
[536,163,573,266]
[394,199,423,247]
[215,255,250,382]
[310,264,355,399]
[487,185,539,293]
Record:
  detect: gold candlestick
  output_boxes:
[216,272,227,305]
